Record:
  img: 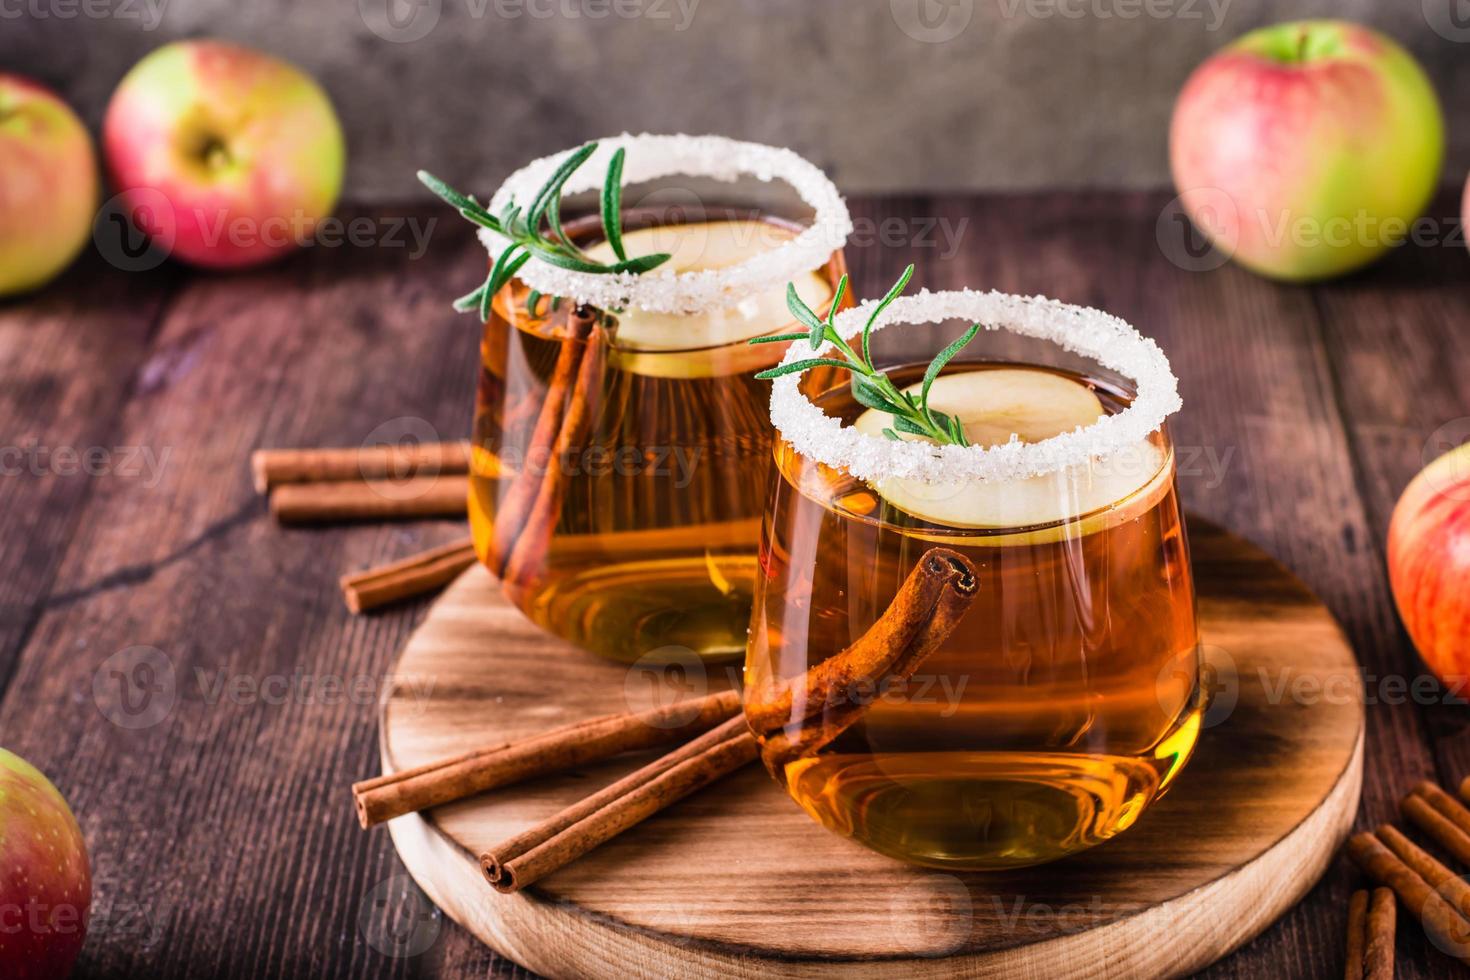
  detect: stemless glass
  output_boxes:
[745,289,1202,870]
[467,136,851,665]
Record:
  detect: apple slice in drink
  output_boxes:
[852,367,1167,531]
[582,220,832,378]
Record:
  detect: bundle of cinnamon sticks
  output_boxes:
[253,440,472,523]
[252,438,477,613]
[352,547,979,894]
[1345,778,1470,974]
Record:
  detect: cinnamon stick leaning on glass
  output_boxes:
[488,306,602,587]
[478,546,978,893]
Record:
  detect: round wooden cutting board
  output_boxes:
[378,517,1363,978]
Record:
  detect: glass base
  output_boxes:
[779,709,1202,870]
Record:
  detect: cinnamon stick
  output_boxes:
[340,537,477,613]
[1365,887,1395,979]
[353,689,742,828]
[745,547,979,773]
[1401,783,1470,868]
[480,713,757,893]
[269,477,467,524]
[1378,824,1470,923]
[1344,889,1368,980]
[1347,831,1470,965]
[252,440,471,492]
[489,307,599,581]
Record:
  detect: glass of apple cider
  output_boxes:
[467,136,852,665]
[745,287,1201,870]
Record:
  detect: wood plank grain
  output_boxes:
[0,208,490,979]
[0,255,178,697]
[1309,191,1470,980]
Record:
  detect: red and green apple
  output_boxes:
[103,40,345,269]
[1170,20,1444,281]
[0,748,90,980]
[0,75,98,297]
[1389,444,1470,690]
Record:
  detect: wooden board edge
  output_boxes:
[381,726,1362,978]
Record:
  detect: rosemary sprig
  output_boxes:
[417,142,671,319]
[752,264,980,447]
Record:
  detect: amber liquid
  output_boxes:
[468,217,845,664]
[746,363,1202,869]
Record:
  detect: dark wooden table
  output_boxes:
[3,191,1467,979]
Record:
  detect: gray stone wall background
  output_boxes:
[6,0,1467,198]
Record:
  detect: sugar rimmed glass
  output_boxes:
[466,136,853,666]
[744,290,1202,870]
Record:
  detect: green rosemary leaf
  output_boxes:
[418,171,480,213]
[747,332,811,345]
[601,148,629,262]
[457,207,501,232]
[528,142,598,232]
[521,237,610,273]
[484,247,531,319]
[478,274,495,322]
[851,373,907,414]
[865,263,915,354]
[826,274,848,325]
[611,252,672,274]
[755,357,858,380]
[890,414,929,436]
[453,282,488,313]
[946,412,969,447]
[501,204,527,240]
[786,283,827,340]
[882,428,901,441]
[546,192,569,247]
[526,290,543,317]
[921,322,981,415]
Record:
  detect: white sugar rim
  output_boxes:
[769,289,1182,485]
[478,133,852,316]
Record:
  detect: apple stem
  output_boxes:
[202,137,232,170]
